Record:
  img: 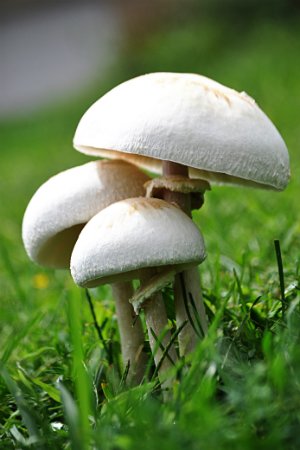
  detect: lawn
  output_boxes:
[0,15,300,449]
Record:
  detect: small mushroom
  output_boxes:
[22,159,150,383]
[71,197,206,388]
[72,72,290,355]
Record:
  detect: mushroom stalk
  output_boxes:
[162,161,208,355]
[71,197,205,391]
[173,267,207,353]
[140,271,177,390]
[111,281,147,384]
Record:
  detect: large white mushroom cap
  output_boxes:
[71,197,206,288]
[74,72,290,191]
[22,160,150,268]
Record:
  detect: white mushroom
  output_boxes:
[73,72,289,190]
[22,159,150,383]
[71,197,206,388]
[72,72,290,355]
[23,159,150,267]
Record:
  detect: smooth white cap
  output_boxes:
[74,72,290,190]
[71,197,206,288]
[22,160,150,268]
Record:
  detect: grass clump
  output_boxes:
[1,270,299,449]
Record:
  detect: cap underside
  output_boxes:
[35,224,85,268]
[80,261,200,288]
[76,146,281,190]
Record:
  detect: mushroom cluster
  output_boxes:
[22,146,206,387]
[23,72,290,392]
[73,72,290,352]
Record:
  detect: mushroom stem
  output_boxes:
[111,281,147,384]
[162,161,191,213]
[140,271,177,390]
[162,161,208,356]
[174,267,208,354]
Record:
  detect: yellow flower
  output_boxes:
[33,273,49,289]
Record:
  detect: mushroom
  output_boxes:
[70,197,206,388]
[72,72,290,355]
[22,159,150,383]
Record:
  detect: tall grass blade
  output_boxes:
[85,289,112,364]
[152,321,188,380]
[67,292,92,450]
[179,273,202,338]
[120,360,130,389]
[150,327,176,366]
[189,293,205,338]
[274,239,286,312]
[57,380,84,450]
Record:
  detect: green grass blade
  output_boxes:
[67,291,92,450]
[179,273,202,338]
[57,380,85,450]
[152,320,188,380]
[85,289,112,364]
[1,312,43,365]
[149,327,176,366]
[274,239,286,312]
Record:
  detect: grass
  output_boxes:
[0,14,300,449]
